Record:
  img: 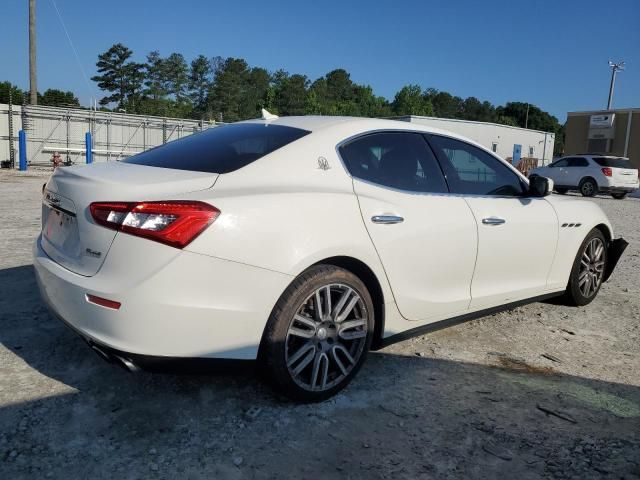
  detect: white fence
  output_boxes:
[0,103,219,168]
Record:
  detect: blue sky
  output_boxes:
[2,0,639,121]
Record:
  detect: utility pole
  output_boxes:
[524,103,529,129]
[29,0,37,105]
[607,61,625,110]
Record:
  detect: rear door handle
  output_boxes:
[371,215,404,224]
[482,217,506,225]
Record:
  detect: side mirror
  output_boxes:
[528,176,553,197]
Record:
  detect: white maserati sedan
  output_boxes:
[34,115,627,401]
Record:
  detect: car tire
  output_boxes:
[611,192,627,200]
[579,178,597,197]
[555,188,568,195]
[261,265,374,402]
[563,228,607,306]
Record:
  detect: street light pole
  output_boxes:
[29,0,37,105]
[607,61,625,110]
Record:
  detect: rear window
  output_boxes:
[123,123,310,173]
[593,157,632,169]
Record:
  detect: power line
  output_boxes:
[49,0,95,104]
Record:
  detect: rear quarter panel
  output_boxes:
[183,128,395,304]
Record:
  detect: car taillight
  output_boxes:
[601,167,613,177]
[89,201,220,249]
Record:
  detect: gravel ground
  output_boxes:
[1,170,639,479]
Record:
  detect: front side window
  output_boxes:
[339,132,448,193]
[567,157,589,167]
[552,159,569,168]
[123,123,310,173]
[427,135,526,196]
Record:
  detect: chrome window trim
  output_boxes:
[425,132,530,194]
[334,129,450,197]
[334,128,534,199]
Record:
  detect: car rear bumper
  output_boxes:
[33,234,292,360]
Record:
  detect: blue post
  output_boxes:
[85,132,93,164]
[18,130,27,171]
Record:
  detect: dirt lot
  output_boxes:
[1,170,639,479]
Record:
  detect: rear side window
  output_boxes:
[339,132,448,193]
[123,123,310,173]
[593,157,632,169]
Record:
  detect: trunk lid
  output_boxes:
[611,167,639,185]
[41,162,218,276]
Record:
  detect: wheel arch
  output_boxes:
[579,175,599,188]
[594,223,612,243]
[257,255,388,362]
[310,256,386,350]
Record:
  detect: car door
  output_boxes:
[546,158,570,187]
[569,157,590,186]
[339,131,477,322]
[427,134,558,310]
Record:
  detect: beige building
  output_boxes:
[565,108,640,169]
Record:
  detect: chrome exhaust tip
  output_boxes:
[90,344,112,363]
[89,343,139,372]
[114,355,140,373]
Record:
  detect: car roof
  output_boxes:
[241,115,465,138]
[241,115,529,181]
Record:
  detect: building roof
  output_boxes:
[391,115,554,135]
[568,108,640,116]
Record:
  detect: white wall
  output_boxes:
[0,103,217,168]
[0,104,22,165]
[394,116,555,165]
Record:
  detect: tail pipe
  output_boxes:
[89,343,139,372]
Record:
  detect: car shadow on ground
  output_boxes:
[1,264,639,479]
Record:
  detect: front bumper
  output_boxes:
[604,237,629,282]
[34,234,292,360]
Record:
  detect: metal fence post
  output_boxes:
[65,113,71,164]
[18,130,27,171]
[85,132,93,164]
[106,117,111,161]
[8,92,15,168]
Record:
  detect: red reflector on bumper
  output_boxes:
[86,294,121,310]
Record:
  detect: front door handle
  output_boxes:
[482,217,506,225]
[371,215,404,225]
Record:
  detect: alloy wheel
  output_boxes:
[579,237,605,297]
[581,181,595,196]
[285,283,368,392]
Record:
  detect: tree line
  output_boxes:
[1,42,565,152]
[0,81,79,107]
